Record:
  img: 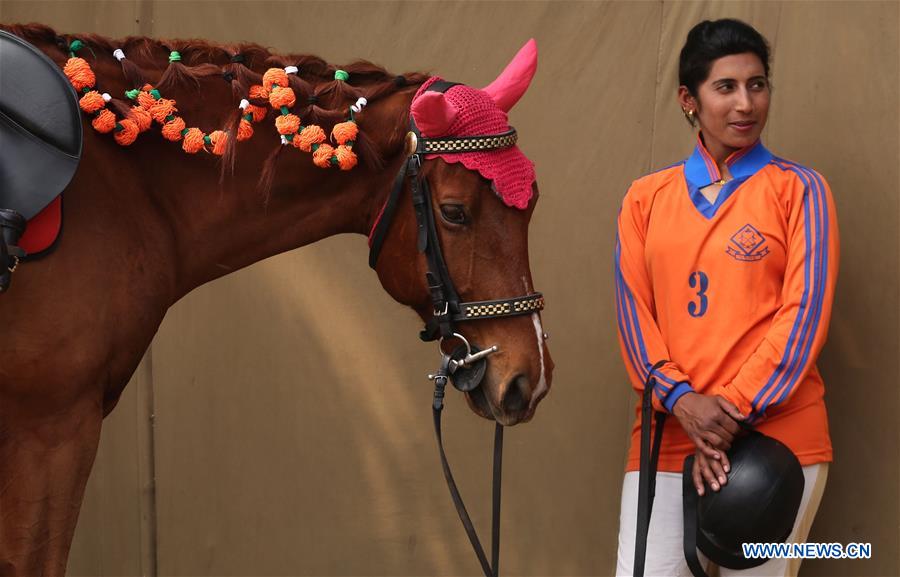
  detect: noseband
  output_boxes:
[367,81,546,577]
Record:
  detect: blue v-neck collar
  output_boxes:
[684,134,772,219]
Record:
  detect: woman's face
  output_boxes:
[679,52,770,160]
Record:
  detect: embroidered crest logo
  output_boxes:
[727,223,770,262]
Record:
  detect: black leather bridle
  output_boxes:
[368,81,545,576]
[369,82,544,344]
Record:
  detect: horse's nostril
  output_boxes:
[500,375,530,414]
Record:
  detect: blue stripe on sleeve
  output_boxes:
[768,164,829,408]
[749,161,814,416]
[614,233,648,382]
[615,233,682,399]
[615,235,673,404]
[754,160,827,415]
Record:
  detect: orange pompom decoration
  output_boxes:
[137,92,156,112]
[293,124,326,152]
[334,145,358,171]
[312,143,335,168]
[149,98,178,124]
[161,116,187,141]
[64,57,95,91]
[182,127,206,154]
[249,84,269,100]
[275,113,300,135]
[79,91,106,114]
[331,121,359,145]
[208,130,228,156]
[128,106,153,132]
[268,86,296,109]
[137,90,157,110]
[246,104,267,123]
[91,109,117,133]
[262,68,289,91]
[113,119,140,146]
[237,118,254,141]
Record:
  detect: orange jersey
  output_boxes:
[616,137,839,473]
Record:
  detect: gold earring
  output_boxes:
[683,108,697,126]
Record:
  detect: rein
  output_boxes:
[368,80,544,576]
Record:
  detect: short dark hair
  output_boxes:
[679,19,771,97]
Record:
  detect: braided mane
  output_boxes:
[1,23,429,186]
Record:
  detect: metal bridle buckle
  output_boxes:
[405,131,418,157]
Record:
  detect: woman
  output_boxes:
[614,19,839,577]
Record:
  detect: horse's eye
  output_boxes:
[440,204,467,225]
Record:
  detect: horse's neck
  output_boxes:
[109,78,408,301]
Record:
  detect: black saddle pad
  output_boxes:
[0,29,82,219]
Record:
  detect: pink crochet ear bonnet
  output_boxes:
[409,40,538,210]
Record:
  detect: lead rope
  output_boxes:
[634,359,669,577]
[432,360,503,577]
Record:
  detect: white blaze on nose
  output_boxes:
[522,277,547,398]
[531,313,547,397]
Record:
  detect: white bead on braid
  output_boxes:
[350,97,368,114]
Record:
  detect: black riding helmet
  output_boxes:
[682,431,805,574]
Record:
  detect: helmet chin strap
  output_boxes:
[682,457,712,577]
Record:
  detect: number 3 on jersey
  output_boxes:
[688,271,709,317]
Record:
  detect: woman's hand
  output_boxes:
[672,392,744,460]
[691,448,730,496]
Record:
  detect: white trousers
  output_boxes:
[615,464,828,577]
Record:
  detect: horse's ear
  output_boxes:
[482,39,538,113]
[411,91,459,138]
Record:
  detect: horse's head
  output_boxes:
[369,40,552,426]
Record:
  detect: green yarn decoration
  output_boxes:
[168,51,181,63]
[125,89,141,100]
[150,89,161,100]
[286,134,294,142]
[280,106,290,116]
[180,127,190,137]
[334,70,349,82]
[69,39,83,56]
[113,122,124,133]
[165,114,176,122]
[203,135,212,145]
[243,113,253,122]
[330,156,338,167]
[311,143,320,152]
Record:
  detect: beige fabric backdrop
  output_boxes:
[0,1,897,576]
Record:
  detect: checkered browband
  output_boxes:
[457,293,544,321]
[422,129,517,154]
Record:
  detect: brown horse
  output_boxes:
[0,24,552,575]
